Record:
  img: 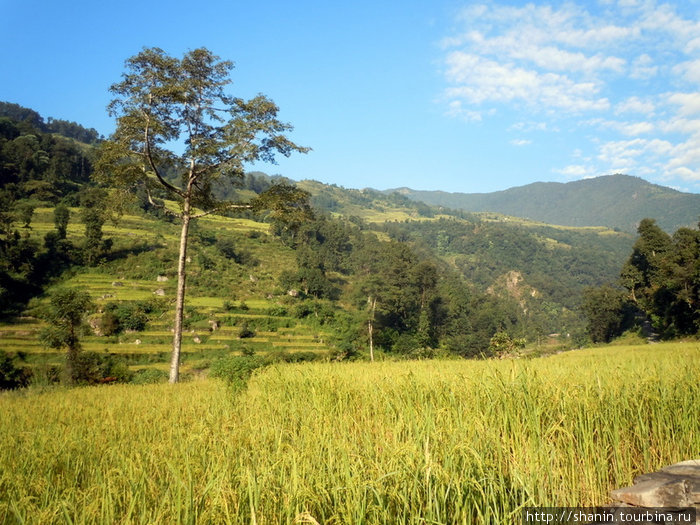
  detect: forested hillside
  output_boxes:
[389,174,700,233]
[1,102,697,388]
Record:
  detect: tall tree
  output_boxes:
[620,218,672,311]
[97,47,309,382]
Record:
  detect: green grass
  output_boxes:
[1,342,698,524]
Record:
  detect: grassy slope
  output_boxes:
[0,207,333,375]
[1,341,698,524]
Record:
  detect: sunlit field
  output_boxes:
[1,341,698,524]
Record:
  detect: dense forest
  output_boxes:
[1,101,699,388]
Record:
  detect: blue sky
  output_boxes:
[3,0,700,194]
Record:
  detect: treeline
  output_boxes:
[583,218,700,341]
[0,115,95,203]
[0,102,103,144]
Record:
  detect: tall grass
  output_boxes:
[1,342,698,524]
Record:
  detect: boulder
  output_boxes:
[611,459,700,508]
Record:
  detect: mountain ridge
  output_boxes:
[383,174,700,233]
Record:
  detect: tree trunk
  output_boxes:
[368,296,376,362]
[169,203,191,383]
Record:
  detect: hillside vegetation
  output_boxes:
[1,342,698,523]
[1,102,698,388]
[389,174,700,233]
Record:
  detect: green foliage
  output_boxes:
[237,321,255,339]
[53,203,69,238]
[0,351,32,390]
[102,301,152,333]
[0,102,102,143]
[0,105,94,203]
[265,305,288,317]
[209,354,265,390]
[621,219,700,338]
[130,368,169,385]
[79,188,111,266]
[16,201,35,228]
[581,285,635,343]
[70,352,132,385]
[488,331,526,357]
[38,288,94,383]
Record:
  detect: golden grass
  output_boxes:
[1,342,698,524]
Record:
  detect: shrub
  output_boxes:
[0,351,32,390]
[130,368,168,385]
[265,305,288,317]
[71,352,132,385]
[103,301,150,333]
[392,333,421,355]
[210,355,265,390]
[238,322,255,339]
[223,300,237,312]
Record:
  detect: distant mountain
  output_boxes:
[386,175,700,233]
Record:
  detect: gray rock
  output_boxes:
[611,459,700,508]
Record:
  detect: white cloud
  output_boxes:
[590,118,655,136]
[510,139,532,146]
[673,59,700,83]
[509,121,549,132]
[629,54,658,79]
[444,51,610,112]
[554,164,589,177]
[615,96,655,115]
[440,1,700,191]
[667,93,700,116]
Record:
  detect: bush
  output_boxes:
[103,301,152,333]
[223,299,237,312]
[238,322,255,339]
[0,351,32,390]
[210,355,265,390]
[71,352,132,385]
[392,333,421,355]
[265,305,288,317]
[130,368,169,385]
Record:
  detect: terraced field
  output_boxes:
[1,206,334,377]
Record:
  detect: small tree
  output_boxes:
[17,202,35,229]
[39,288,94,383]
[54,203,70,239]
[97,47,309,382]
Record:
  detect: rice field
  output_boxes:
[1,341,698,524]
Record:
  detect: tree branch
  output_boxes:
[143,107,184,198]
[145,187,181,218]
